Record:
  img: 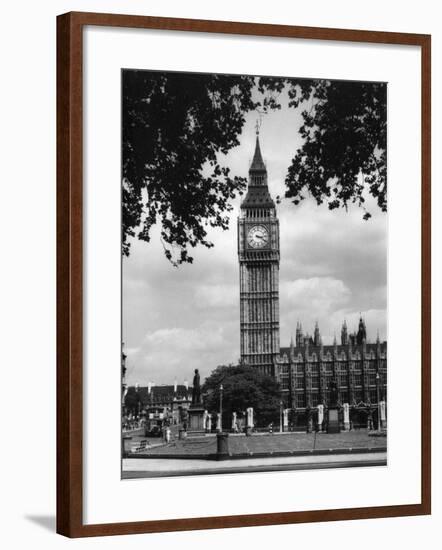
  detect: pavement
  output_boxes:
[122,451,387,478]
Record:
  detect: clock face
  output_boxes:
[247,225,269,249]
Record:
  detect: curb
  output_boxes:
[125,446,387,461]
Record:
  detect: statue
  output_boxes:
[187,369,205,432]
[192,369,201,405]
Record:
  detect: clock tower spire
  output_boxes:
[238,131,280,376]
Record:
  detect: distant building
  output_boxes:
[237,132,387,428]
[124,382,192,425]
[276,319,387,428]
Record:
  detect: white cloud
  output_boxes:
[125,322,239,385]
[195,284,237,308]
[143,326,225,352]
[281,277,351,313]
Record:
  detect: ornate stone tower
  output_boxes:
[238,131,280,376]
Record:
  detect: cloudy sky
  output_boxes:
[123,81,387,386]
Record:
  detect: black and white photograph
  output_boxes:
[121,69,388,478]
[1,0,435,545]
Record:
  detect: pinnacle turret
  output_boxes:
[341,319,348,345]
[313,321,321,347]
[241,131,275,208]
[356,315,367,345]
[249,134,266,173]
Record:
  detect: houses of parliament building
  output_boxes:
[238,131,387,427]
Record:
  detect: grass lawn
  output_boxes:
[135,430,386,457]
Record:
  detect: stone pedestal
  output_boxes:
[187,405,206,434]
[216,433,229,460]
[246,407,254,434]
[343,403,350,431]
[380,401,387,429]
[206,413,212,432]
[283,409,289,432]
[317,404,324,432]
[232,412,237,432]
[327,407,341,434]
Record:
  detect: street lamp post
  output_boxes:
[279,400,283,433]
[219,384,223,433]
[376,372,381,432]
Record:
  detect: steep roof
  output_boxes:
[241,185,275,209]
[249,135,266,172]
[241,134,275,209]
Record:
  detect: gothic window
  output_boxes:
[280,367,289,390]
[340,390,349,403]
[311,373,319,389]
[354,390,363,402]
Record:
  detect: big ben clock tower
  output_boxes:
[238,130,280,376]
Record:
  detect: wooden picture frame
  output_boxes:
[57,11,431,537]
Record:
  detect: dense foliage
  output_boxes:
[202,365,282,427]
[122,70,258,264]
[123,71,387,263]
[283,79,387,220]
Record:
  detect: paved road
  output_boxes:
[122,451,386,478]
